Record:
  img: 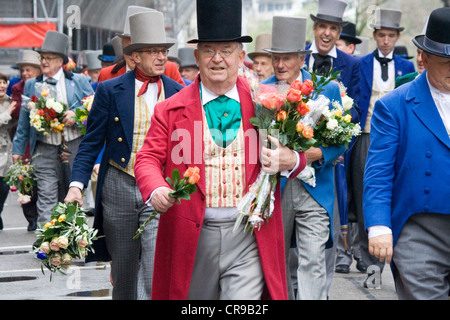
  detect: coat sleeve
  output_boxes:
[363,98,399,230]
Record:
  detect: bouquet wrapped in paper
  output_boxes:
[34,202,98,278]
[4,160,35,204]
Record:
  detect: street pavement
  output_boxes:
[0,192,397,301]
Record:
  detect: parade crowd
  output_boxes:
[0,0,449,300]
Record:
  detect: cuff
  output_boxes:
[288,151,306,179]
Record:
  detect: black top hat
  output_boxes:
[412,7,450,59]
[187,0,252,44]
[98,43,116,62]
[394,46,413,59]
[339,22,362,45]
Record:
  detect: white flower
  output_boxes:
[326,119,339,131]
[46,98,64,114]
[342,95,354,111]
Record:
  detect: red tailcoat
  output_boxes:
[134,76,288,300]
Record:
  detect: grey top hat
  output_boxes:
[111,35,123,63]
[178,47,197,69]
[370,8,404,31]
[264,16,312,54]
[123,11,175,56]
[310,0,348,25]
[119,6,156,38]
[167,37,180,64]
[36,31,69,64]
[248,33,272,60]
[16,50,41,68]
[86,50,102,70]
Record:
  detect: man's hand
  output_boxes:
[368,234,393,264]
[304,146,323,164]
[151,187,180,212]
[64,186,84,206]
[63,110,76,127]
[260,135,297,174]
[12,154,22,164]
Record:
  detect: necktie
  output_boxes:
[135,67,161,98]
[45,78,57,85]
[374,51,393,82]
[312,53,332,75]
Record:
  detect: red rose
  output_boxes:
[289,80,302,91]
[301,80,314,96]
[287,88,302,103]
[296,102,310,116]
[31,95,39,102]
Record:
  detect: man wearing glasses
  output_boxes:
[13,31,93,224]
[133,0,303,300]
[65,11,183,299]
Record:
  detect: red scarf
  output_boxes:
[135,67,161,98]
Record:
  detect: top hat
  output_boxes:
[394,46,413,59]
[119,6,156,38]
[16,50,41,68]
[86,50,103,70]
[412,7,450,59]
[123,11,174,56]
[167,37,181,64]
[264,16,312,54]
[248,33,272,60]
[178,47,197,69]
[370,8,404,31]
[36,31,69,64]
[111,35,123,63]
[310,0,348,26]
[98,43,116,62]
[187,0,252,44]
[339,22,362,45]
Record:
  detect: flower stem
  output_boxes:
[133,210,161,239]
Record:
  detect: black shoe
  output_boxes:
[0,217,3,230]
[86,208,95,217]
[27,220,37,231]
[335,264,350,273]
[356,259,367,273]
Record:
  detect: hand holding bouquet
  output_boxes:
[134,166,200,239]
[4,160,35,204]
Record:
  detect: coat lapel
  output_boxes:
[114,71,136,151]
[410,72,450,150]
[361,53,374,91]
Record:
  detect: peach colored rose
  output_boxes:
[296,102,310,116]
[301,80,314,96]
[302,126,314,139]
[258,92,285,110]
[287,88,302,103]
[277,110,287,121]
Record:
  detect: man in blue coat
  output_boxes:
[12,31,94,224]
[348,8,415,289]
[64,11,184,299]
[262,16,345,300]
[363,7,450,299]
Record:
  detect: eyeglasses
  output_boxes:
[136,49,169,56]
[40,56,60,62]
[199,47,237,58]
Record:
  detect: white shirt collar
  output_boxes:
[200,82,240,105]
[427,73,450,99]
[377,49,394,60]
[310,41,337,59]
[43,67,64,82]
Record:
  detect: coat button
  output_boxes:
[425,151,432,158]
[424,188,430,194]
[114,117,119,122]
[425,170,431,176]
[118,137,123,142]
[121,158,125,163]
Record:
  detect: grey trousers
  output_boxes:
[282,179,330,300]
[393,212,450,300]
[101,165,157,300]
[32,138,81,223]
[187,219,265,300]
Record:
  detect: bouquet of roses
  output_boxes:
[4,160,35,204]
[134,166,200,239]
[73,94,94,135]
[34,202,98,279]
[28,83,67,135]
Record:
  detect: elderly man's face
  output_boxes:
[21,65,41,82]
[180,66,199,82]
[271,53,305,84]
[40,54,63,77]
[423,52,450,93]
[132,46,168,76]
[313,21,341,55]
[252,55,274,81]
[194,42,245,94]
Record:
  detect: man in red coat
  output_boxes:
[134,0,306,300]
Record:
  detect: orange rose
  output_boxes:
[302,126,314,139]
[287,88,302,103]
[277,110,287,121]
[296,102,310,116]
[184,166,200,184]
[289,79,303,91]
[301,80,314,96]
[258,92,285,110]
[296,122,305,133]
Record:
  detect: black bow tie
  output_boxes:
[374,51,393,81]
[312,53,332,76]
[45,78,57,85]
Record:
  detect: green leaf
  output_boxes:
[172,169,180,185]
[176,190,191,200]
[165,176,173,187]
[65,203,77,222]
[250,117,262,127]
